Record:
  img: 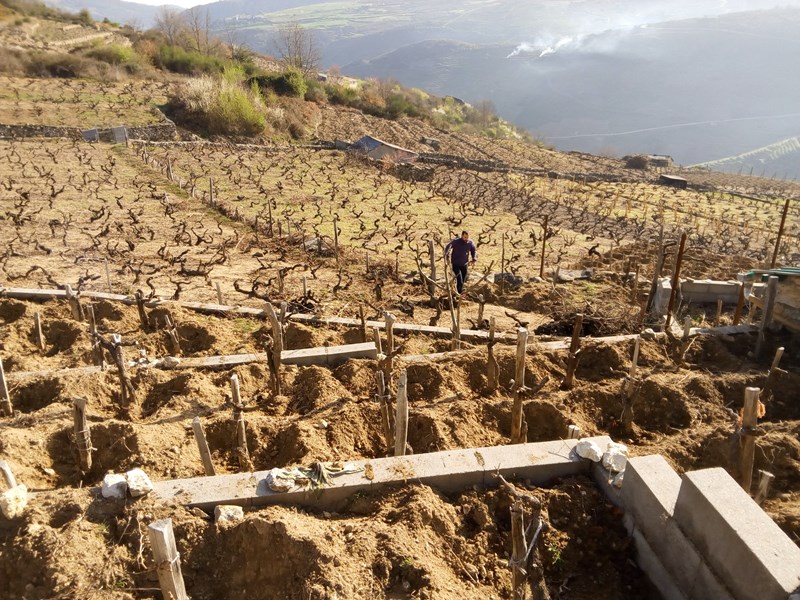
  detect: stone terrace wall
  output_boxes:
[0,119,177,142]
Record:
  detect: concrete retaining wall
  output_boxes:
[616,456,800,600]
[653,278,743,316]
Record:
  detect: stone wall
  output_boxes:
[0,124,82,140]
[0,118,177,143]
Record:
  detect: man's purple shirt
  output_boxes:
[445,237,477,266]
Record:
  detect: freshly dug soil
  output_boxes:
[0,300,798,600]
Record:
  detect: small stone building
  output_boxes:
[349,136,418,164]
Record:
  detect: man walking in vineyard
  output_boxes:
[445,230,477,295]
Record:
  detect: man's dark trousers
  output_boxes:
[453,263,468,294]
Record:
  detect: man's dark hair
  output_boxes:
[461,230,468,236]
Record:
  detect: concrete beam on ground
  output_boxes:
[673,468,800,600]
[6,343,378,382]
[0,287,516,342]
[151,436,611,512]
[281,342,377,366]
[401,334,646,362]
[621,456,733,600]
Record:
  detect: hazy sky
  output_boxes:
[132,0,213,7]
[130,0,800,13]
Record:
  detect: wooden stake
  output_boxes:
[134,290,150,331]
[755,276,779,358]
[375,371,393,451]
[110,334,135,406]
[147,519,189,600]
[72,397,92,473]
[500,233,506,295]
[373,327,383,355]
[510,502,528,600]
[754,470,775,505]
[192,417,216,476]
[452,301,462,351]
[209,177,214,206]
[166,156,174,182]
[733,282,745,325]
[0,460,17,489]
[215,282,223,305]
[86,305,104,368]
[539,215,548,279]
[629,264,639,305]
[487,317,499,392]
[645,223,668,317]
[427,239,437,296]
[394,370,409,457]
[761,346,785,403]
[769,346,785,371]
[231,374,253,472]
[264,302,283,396]
[358,305,367,343]
[163,314,181,356]
[629,336,641,379]
[562,314,583,390]
[714,298,723,327]
[442,254,459,347]
[64,284,83,321]
[682,316,692,341]
[333,217,339,262]
[511,328,528,444]
[770,198,790,268]
[384,312,396,387]
[0,357,13,416]
[279,301,288,327]
[512,327,528,392]
[665,232,687,329]
[33,311,45,351]
[740,387,760,493]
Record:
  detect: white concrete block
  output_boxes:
[622,456,733,600]
[602,441,628,472]
[575,439,603,462]
[101,474,128,499]
[214,504,244,524]
[673,468,800,600]
[0,484,28,519]
[125,468,153,497]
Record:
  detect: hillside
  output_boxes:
[41,0,181,28]
[36,0,800,177]
[345,7,800,177]
[0,8,799,600]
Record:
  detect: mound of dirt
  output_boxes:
[291,366,354,415]
[332,359,379,398]
[283,323,345,350]
[576,342,628,382]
